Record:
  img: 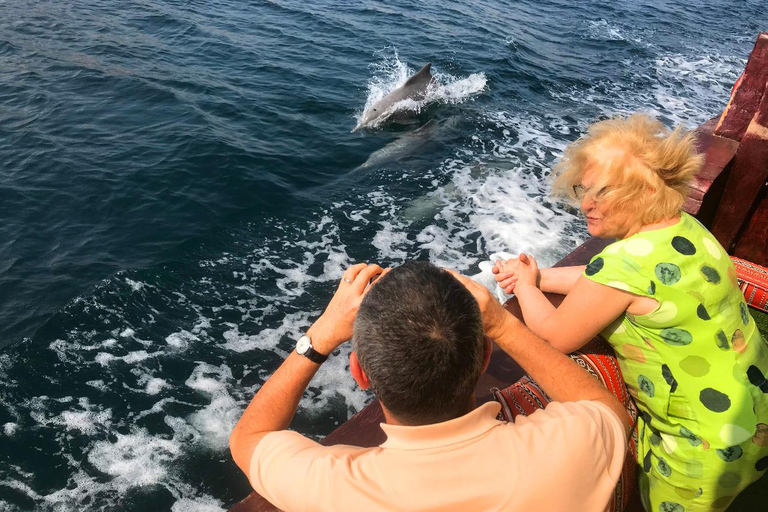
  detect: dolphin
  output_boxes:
[354,117,463,171]
[352,63,435,132]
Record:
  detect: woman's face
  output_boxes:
[579,166,631,239]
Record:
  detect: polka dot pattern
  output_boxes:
[671,236,696,255]
[679,426,701,446]
[719,423,753,445]
[700,388,731,412]
[660,433,678,454]
[700,264,721,284]
[657,457,672,477]
[655,263,681,285]
[732,330,747,354]
[715,329,729,350]
[607,280,631,291]
[585,257,604,276]
[659,502,684,512]
[623,344,645,363]
[747,365,768,393]
[718,471,742,489]
[740,302,749,326]
[582,213,768,509]
[715,445,743,462]
[646,301,677,323]
[753,423,768,446]
[638,375,655,397]
[661,364,678,393]
[702,237,722,259]
[679,355,710,377]
[659,328,692,346]
[625,238,654,256]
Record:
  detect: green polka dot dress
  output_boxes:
[585,213,768,512]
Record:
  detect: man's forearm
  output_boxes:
[495,315,631,436]
[229,350,322,476]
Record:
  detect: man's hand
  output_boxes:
[309,263,386,354]
[446,269,520,341]
[230,263,386,479]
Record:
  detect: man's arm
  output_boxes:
[229,263,384,479]
[448,270,631,438]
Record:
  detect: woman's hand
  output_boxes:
[492,253,540,294]
[492,258,519,294]
[512,253,539,290]
[308,263,387,354]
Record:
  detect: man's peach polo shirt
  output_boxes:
[249,400,627,512]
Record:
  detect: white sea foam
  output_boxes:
[171,497,225,512]
[185,364,240,450]
[165,329,198,350]
[222,312,311,354]
[585,19,627,41]
[88,431,181,487]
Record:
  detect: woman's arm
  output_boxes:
[538,265,586,294]
[493,257,584,295]
[515,276,634,353]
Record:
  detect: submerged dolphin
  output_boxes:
[352,63,434,132]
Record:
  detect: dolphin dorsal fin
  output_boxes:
[404,63,432,87]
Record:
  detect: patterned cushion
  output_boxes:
[732,257,768,311]
[492,338,638,512]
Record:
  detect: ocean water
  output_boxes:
[0,0,764,509]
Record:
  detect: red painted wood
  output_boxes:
[683,118,739,222]
[710,88,768,252]
[734,195,768,266]
[715,33,768,141]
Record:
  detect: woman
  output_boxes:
[494,114,768,512]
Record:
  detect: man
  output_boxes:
[230,261,630,511]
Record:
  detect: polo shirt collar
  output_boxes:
[379,402,503,450]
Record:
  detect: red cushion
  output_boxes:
[732,257,768,311]
[492,338,638,512]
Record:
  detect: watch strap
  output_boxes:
[297,335,329,364]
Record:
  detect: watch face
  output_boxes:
[296,336,310,355]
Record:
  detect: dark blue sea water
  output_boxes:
[0,0,765,509]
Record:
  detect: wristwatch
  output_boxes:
[296,335,328,364]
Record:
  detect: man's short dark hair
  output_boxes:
[353,261,485,425]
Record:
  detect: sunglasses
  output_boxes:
[572,184,610,202]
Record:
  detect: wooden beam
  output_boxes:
[734,194,768,266]
[710,87,768,251]
[715,33,768,141]
[683,118,739,223]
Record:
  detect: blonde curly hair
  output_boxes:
[551,114,703,230]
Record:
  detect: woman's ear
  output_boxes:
[349,351,370,390]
